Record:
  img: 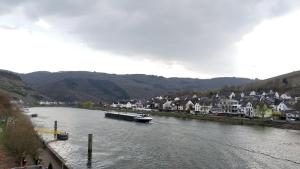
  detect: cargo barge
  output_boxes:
[105,112,152,123]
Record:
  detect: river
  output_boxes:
[30,107,300,169]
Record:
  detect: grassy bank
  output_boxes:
[148,111,300,130]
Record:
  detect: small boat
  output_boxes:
[57,132,69,140]
[31,114,38,117]
[22,107,30,113]
[134,114,153,123]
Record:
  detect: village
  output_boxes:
[110,90,300,121]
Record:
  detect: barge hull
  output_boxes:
[135,119,152,123]
[105,112,135,121]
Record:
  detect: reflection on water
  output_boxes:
[30,107,300,169]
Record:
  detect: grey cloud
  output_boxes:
[1,0,300,75]
[0,0,23,14]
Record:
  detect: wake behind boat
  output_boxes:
[105,112,152,123]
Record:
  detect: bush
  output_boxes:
[272,111,282,117]
[0,92,14,120]
[82,101,94,109]
[0,92,40,166]
[3,112,40,166]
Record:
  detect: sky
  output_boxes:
[0,0,300,79]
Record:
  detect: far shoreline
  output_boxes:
[30,106,300,131]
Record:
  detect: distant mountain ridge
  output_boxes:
[1,69,298,103]
[21,71,253,102]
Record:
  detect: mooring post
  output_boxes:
[54,120,57,139]
[87,134,93,167]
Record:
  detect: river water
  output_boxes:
[30,107,300,169]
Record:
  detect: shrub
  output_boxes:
[3,112,40,166]
[0,91,40,166]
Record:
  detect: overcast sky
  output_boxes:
[0,0,300,79]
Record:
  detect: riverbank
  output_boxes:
[1,116,66,168]
[94,107,300,130]
[148,111,300,130]
[36,135,71,169]
[0,91,68,168]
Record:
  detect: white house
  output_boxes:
[135,101,143,108]
[174,97,180,101]
[250,91,256,96]
[177,105,184,111]
[126,102,132,109]
[221,99,239,114]
[119,103,126,108]
[156,96,163,100]
[280,93,292,100]
[275,92,280,98]
[277,102,289,111]
[111,103,117,108]
[194,103,201,112]
[163,101,173,110]
[240,92,245,98]
[185,100,194,111]
[194,103,212,114]
[229,92,235,99]
[39,101,57,105]
[284,110,300,120]
[243,102,253,117]
[259,96,265,101]
[39,101,49,105]
[171,103,177,111]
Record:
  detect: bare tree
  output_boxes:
[0,92,14,121]
[3,106,40,166]
[1,92,40,166]
[256,102,268,119]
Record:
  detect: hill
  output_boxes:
[21,71,253,102]
[243,71,300,96]
[214,71,300,97]
[0,70,44,103]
